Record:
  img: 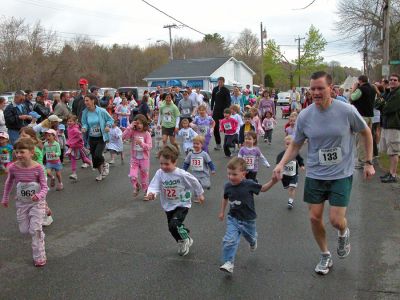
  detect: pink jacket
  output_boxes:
[122,127,152,160]
[67,124,84,148]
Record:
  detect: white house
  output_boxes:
[143,57,256,91]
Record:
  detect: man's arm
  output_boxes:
[350,88,362,102]
[359,127,375,179]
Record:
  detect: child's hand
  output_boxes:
[300,166,305,171]
[196,195,205,204]
[81,128,87,133]
[31,194,39,202]
[218,212,224,221]
[105,127,110,133]
[1,201,8,208]
[144,193,155,201]
[211,171,216,175]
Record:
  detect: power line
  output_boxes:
[293,0,318,10]
[324,50,359,58]
[141,0,206,36]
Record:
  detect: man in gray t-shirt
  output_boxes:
[273,71,375,276]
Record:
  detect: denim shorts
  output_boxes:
[46,162,63,171]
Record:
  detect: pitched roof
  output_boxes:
[144,57,231,79]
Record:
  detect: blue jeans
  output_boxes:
[8,129,20,145]
[222,215,257,263]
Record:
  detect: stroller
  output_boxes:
[281,106,290,118]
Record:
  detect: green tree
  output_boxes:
[293,25,327,85]
[263,40,289,88]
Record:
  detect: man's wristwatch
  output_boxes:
[364,160,373,166]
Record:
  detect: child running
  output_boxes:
[285,112,297,137]
[19,126,53,226]
[122,114,152,197]
[43,129,63,191]
[107,119,124,164]
[230,105,243,152]
[238,131,270,182]
[276,135,305,209]
[238,112,255,147]
[0,132,13,173]
[262,111,277,144]
[144,145,204,256]
[219,108,239,158]
[177,118,198,154]
[218,157,277,274]
[183,135,216,191]
[192,104,215,153]
[66,115,92,181]
[157,93,180,150]
[1,138,49,267]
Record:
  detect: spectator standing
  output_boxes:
[72,78,89,123]
[33,92,51,122]
[53,92,71,125]
[4,91,32,144]
[211,77,231,150]
[378,74,400,183]
[350,75,376,168]
[0,97,7,132]
[24,89,34,113]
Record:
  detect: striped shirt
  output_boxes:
[2,163,48,204]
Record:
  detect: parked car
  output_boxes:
[98,87,117,98]
[276,92,290,106]
[117,87,156,101]
[0,92,15,104]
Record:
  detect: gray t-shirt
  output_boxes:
[294,100,367,180]
[178,98,197,118]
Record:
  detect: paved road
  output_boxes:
[0,114,399,299]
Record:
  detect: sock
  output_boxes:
[322,251,331,255]
[288,198,294,204]
[338,227,348,237]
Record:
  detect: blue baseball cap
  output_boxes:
[58,124,65,130]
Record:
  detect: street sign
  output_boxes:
[382,64,390,77]
[390,60,400,65]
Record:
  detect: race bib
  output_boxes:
[155,128,162,138]
[182,132,190,141]
[182,108,191,115]
[162,187,191,202]
[318,147,342,165]
[163,114,172,123]
[198,125,208,136]
[191,157,204,171]
[244,155,256,170]
[90,125,101,137]
[283,160,297,176]
[16,182,40,202]
[46,151,57,161]
[223,122,232,131]
[0,153,10,163]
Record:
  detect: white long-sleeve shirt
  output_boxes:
[147,168,204,212]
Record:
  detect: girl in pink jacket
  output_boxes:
[66,115,92,181]
[122,114,152,197]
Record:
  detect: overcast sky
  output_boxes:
[1,0,362,70]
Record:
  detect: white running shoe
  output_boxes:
[69,173,77,180]
[315,253,333,275]
[102,163,110,176]
[42,215,53,227]
[81,163,89,169]
[219,261,234,273]
[96,174,103,181]
[109,159,115,164]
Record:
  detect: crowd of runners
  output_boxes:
[1,71,400,276]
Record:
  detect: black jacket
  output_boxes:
[72,93,86,122]
[211,86,231,119]
[238,124,255,145]
[4,102,30,130]
[33,102,50,122]
[353,83,376,117]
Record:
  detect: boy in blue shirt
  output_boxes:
[218,157,277,273]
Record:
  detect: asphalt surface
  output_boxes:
[0,113,399,300]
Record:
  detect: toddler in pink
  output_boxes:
[122,114,152,197]
[1,138,49,267]
[66,115,92,180]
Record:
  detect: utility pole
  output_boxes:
[295,36,305,87]
[260,22,267,87]
[382,0,390,78]
[163,24,177,61]
[363,25,368,76]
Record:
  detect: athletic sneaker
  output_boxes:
[69,173,77,180]
[56,183,64,191]
[219,261,234,274]
[287,199,294,209]
[178,237,193,256]
[34,258,47,267]
[109,159,115,164]
[337,228,351,258]
[96,174,103,181]
[315,253,333,275]
[381,174,398,183]
[50,176,55,187]
[250,240,257,252]
[379,172,390,179]
[42,215,53,227]
[81,163,89,168]
[102,163,110,176]
[214,144,221,151]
